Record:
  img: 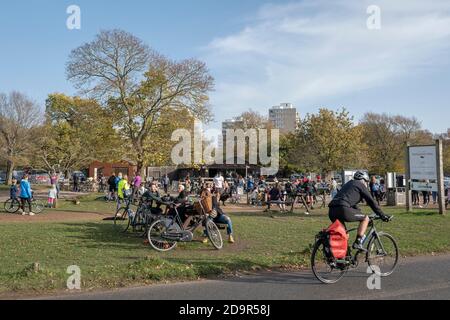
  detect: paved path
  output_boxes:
[42,255,450,300]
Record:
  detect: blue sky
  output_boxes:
[0,0,449,133]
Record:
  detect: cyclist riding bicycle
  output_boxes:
[328,171,391,251]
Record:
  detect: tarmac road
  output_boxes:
[42,254,450,300]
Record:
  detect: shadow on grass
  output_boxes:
[397,210,444,217]
[58,222,150,249]
[58,222,229,253]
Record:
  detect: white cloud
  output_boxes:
[202,0,450,120]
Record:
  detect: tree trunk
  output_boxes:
[135,140,146,179]
[5,159,14,185]
[136,159,145,179]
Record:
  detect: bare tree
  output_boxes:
[0,92,43,184]
[66,29,151,99]
[66,29,214,174]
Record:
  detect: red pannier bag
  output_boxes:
[327,220,349,259]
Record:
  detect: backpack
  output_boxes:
[326,220,349,259]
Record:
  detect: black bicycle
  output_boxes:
[147,197,223,252]
[4,196,45,214]
[114,197,158,236]
[4,198,20,213]
[311,215,398,284]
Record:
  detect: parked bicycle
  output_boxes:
[229,193,241,204]
[147,196,223,252]
[311,215,398,284]
[114,197,158,236]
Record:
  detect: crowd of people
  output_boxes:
[7,169,449,221]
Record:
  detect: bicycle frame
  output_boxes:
[345,219,387,265]
[162,198,210,238]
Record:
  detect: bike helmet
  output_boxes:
[354,171,370,182]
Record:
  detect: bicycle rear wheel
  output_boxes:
[131,210,146,234]
[4,199,20,213]
[367,232,399,277]
[147,220,178,252]
[206,219,223,250]
[114,208,130,233]
[311,240,347,284]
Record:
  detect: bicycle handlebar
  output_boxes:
[369,214,394,222]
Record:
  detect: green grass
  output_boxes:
[0,201,449,295]
[54,193,117,214]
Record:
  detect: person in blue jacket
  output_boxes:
[19,174,34,215]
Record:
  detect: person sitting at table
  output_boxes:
[168,184,189,221]
[142,183,164,215]
[265,183,286,212]
[202,190,235,244]
[213,190,235,244]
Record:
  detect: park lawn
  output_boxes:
[54,193,117,214]
[0,202,449,295]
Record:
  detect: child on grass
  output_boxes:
[47,184,58,208]
[10,178,18,201]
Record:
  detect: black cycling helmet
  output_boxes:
[354,171,370,182]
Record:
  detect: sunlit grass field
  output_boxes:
[0,195,449,295]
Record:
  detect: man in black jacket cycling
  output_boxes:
[329,171,391,251]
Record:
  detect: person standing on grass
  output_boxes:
[19,174,34,216]
[213,172,224,195]
[445,185,449,210]
[9,178,18,201]
[52,172,61,199]
[116,174,130,211]
[162,174,170,195]
[412,189,419,206]
[246,176,254,193]
[432,190,438,205]
[421,188,430,207]
[107,173,116,201]
[115,172,122,199]
[47,185,58,208]
[72,173,80,192]
[330,178,338,199]
[132,171,142,197]
[370,176,381,206]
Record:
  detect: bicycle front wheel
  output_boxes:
[206,219,223,250]
[4,199,20,213]
[114,208,130,233]
[311,240,347,284]
[32,200,45,214]
[367,232,399,277]
[147,220,178,252]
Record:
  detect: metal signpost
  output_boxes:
[406,140,446,215]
